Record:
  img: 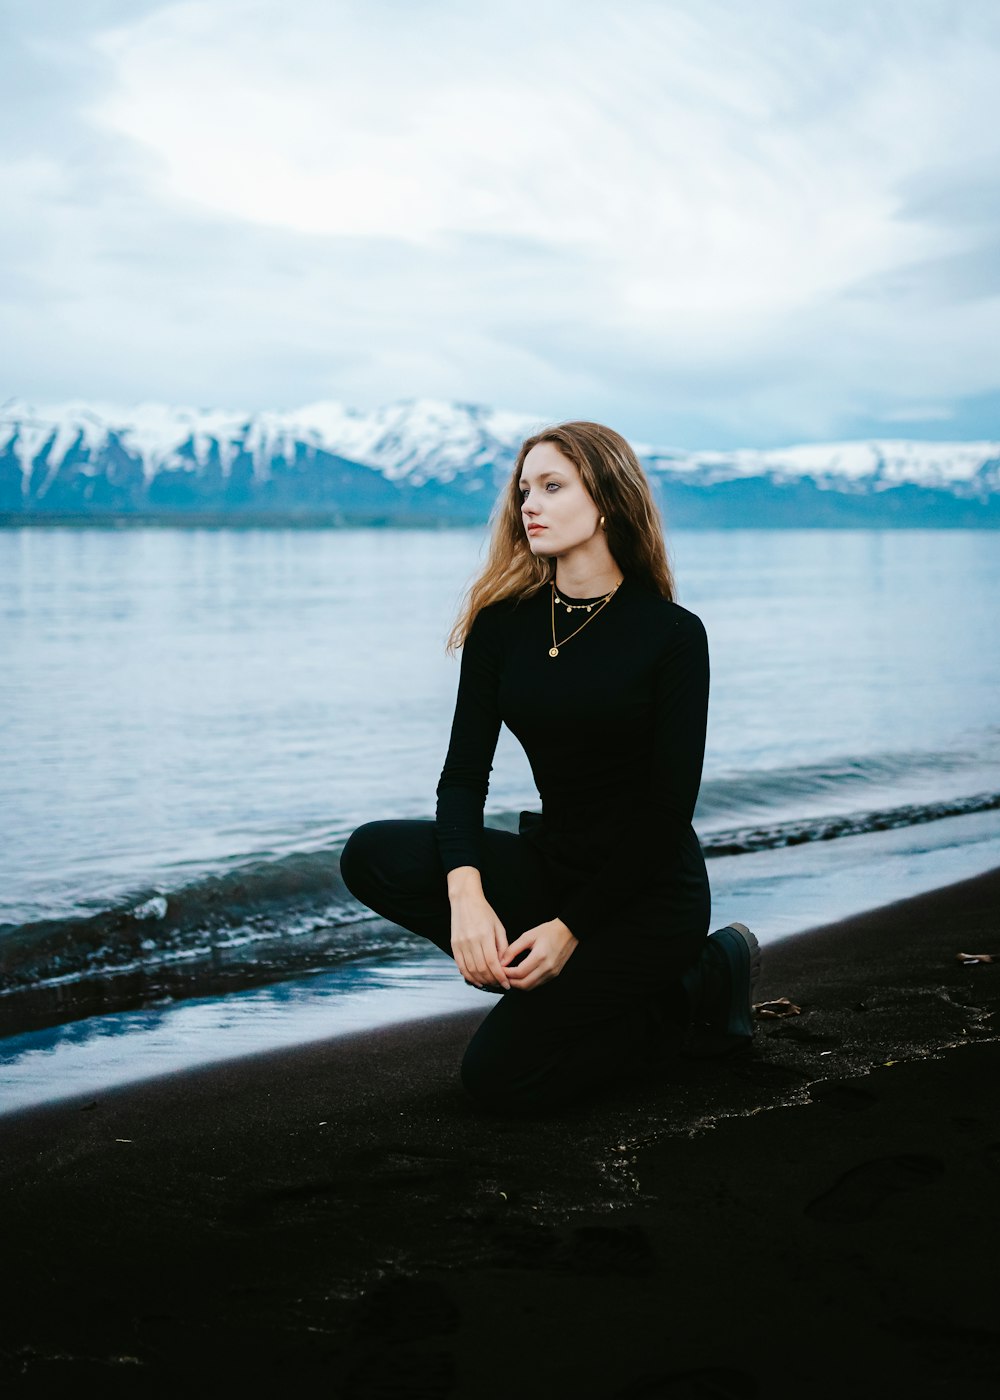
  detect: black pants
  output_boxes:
[339,818,711,1116]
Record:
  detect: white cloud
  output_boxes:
[2,0,999,445]
[91,0,959,319]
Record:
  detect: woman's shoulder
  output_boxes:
[473,586,544,624]
[628,578,707,641]
[464,591,532,647]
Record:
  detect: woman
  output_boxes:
[340,421,758,1115]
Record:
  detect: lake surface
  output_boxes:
[2,526,999,1107]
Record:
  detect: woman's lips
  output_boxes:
[527,524,546,533]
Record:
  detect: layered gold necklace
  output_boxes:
[548,576,623,657]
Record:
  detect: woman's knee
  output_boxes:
[340,818,442,910]
[339,822,369,894]
[339,820,392,897]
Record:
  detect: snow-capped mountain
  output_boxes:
[1,397,998,526]
[0,397,539,524]
[638,439,1000,497]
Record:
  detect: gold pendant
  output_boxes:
[549,646,559,657]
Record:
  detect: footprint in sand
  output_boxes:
[232,1147,478,1224]
[805,1154,944,1223]
[349,1144,478,1185]
[341,1346,454,1400]
[766,1025,842,1047]
[729,1060,812,1088]
[613,1365,759,1398]
[342,1275,459,1400]
[807,1079,878,1111]
[559,1223,658,1277]
[228,1177,342,1225]
[350,1274,460,1342]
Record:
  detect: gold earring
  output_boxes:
[599,514,606,528]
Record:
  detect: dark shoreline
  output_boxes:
[3,866,998,1394]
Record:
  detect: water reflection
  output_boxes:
[0,952,485,1115]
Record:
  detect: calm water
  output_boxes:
[2,526,1000,1107]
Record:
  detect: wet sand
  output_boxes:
[2,866,998,1397]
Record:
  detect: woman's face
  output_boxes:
[518,442,601,558]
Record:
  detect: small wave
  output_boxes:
[2,789,998,1018]
[0,848,367,999]
[701,789,1000,855]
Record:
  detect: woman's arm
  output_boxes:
[435,606,512,990]
[555,609,710,941]
[434,605,504,875]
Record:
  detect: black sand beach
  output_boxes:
[3,867,998,1397]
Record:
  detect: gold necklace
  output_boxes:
[548,577,623,657]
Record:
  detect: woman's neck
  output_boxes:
[554,563,624,597]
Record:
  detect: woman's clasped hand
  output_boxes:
[450,892,578,994]
[448,889,512,991]
[501,917,579,991]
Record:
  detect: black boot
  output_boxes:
[680,922,760,1057]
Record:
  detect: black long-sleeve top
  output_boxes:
[434,574,710,942]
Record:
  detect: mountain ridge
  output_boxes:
[2,397,998,526]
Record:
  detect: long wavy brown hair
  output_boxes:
[446,420,675,653]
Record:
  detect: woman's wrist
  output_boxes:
[447,865,485,902]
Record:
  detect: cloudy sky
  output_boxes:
[2,0,999,447]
